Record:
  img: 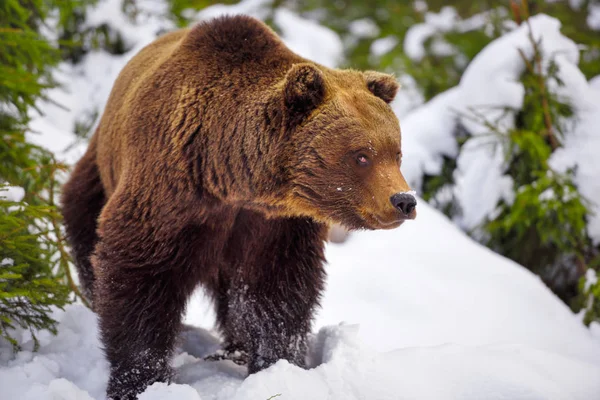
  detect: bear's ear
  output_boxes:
[364,71,399,104]
[284,63,326,115]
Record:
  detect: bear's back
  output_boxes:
[94,28,189,195]
[94,16,302,195]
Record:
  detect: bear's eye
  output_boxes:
[356,153,370,167]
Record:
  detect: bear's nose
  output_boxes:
[390,193,417,216]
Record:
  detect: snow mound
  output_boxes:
[401,14,600,240]
[317,201,600,361]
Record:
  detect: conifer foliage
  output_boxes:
[1,0,93,350]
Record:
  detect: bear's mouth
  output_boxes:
[373,215,405,229]
[360,212,406,230]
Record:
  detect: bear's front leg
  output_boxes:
[222,211,327,373]
[93,197,202,399]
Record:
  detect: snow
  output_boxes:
[273,9,343,68]
[568,0,585,10]
[403,24,437,61]
[4,0,600,399]
[413,0,428,14]
[318,203,600,360]
[400,87,462,185]
[457,12,491,33]
[1,259,14,267]
[585,268,598,292]
[403,7,507,62]
[403,7,460,61]
[401,14,600,239]
[192,0,272,21]
[591,74,600,91]
[370,36,398,57]
[138,383,201,400]
[390,74,424,118]
[369,33,426,119]
[0,186,25,202]
[85,0,168,49]
[348,18,380,39]
[546,71,600,242]
[587,2,600,30]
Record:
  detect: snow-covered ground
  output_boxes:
[2,0,600,399]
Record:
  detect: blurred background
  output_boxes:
[1,0,600,350]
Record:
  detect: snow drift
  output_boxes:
[400,14,600,242]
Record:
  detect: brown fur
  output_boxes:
[61,15,414,400]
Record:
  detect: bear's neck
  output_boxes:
[194,84,291,208]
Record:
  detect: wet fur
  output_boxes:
[62,15,402,400]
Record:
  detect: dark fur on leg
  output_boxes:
[93,195,204,400]
[216,209,327,372]
[61,138,105,304]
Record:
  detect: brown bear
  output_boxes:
[61,15,416,400]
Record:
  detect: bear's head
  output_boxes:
[282,63,416,230]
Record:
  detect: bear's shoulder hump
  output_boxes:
[182,15,288,65]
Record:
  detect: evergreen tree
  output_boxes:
[1,0,93,350]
